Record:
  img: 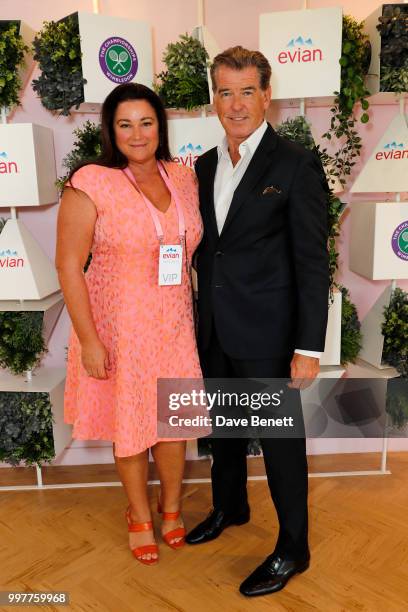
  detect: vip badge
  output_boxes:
[391,220,408,261]
[99,37,138,84]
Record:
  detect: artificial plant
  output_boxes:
[323,15,371,187]
[32,14,86,116]
[276,116,345,294]
[339,286,362,365]
[377,4,408,93]
[0,21,28,109]
[0,392,54,466]
[57,120,101,190]
[155,33,209,110]
[0,312,46,375]
[382,287,408,377]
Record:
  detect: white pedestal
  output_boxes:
[0,219,60,300]
[259,7,342,100]
[0,367,70,459]
[0,124,57,207]
[191,25,220,105]
[0,292,64,344]
[349,202,408,280]
[359,285,394,369]
[320,290,342,366]
[350,114,408,194]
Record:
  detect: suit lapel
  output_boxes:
[220,124,278,238]
[199,148,219,239]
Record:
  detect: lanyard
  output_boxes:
[122,162,186,245]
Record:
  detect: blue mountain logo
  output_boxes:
[0,152,8,159]
[383,142,404,149]
[178,144,203,154]
[0,249,18,257]
[287,36,313,47]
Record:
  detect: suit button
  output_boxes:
[215,251,223,257]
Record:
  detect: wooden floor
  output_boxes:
[1,453,408,612]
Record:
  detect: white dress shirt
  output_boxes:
[214,120,322,360]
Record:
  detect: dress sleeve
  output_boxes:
[66,164,100,205]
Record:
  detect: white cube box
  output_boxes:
[259,7,342,100]
[168,116,225,167]
[65,12,153,108]
[350,202,408,280]
[0,123,57,207]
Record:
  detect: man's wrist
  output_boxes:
[294,349,322,359]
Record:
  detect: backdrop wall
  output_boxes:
[1,0,407,464]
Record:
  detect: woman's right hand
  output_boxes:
[81,339,110,379]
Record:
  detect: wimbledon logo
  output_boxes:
[0,152,18,174]
[376,141,408,160]
[99,37,138,84]
[173,143,203,167]
[278,36,323,64]
[391,220,408,261]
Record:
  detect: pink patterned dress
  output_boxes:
[64,162,203,456]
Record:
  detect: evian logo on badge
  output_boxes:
[376,141,408,160]
[0,249,24,267]
[0,152,19,174]
[163,246,180,259]
[278,36,323,64]
[173,143,203,167]
[391,220,408,261]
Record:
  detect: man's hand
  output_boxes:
[289,353,320,390]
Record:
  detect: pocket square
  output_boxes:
[262,185,282,195]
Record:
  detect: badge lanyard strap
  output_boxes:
[122,163,189,274]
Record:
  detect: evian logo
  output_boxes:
[0,249,24,268]
[376,141,408,160]
[0,152,19,174]
[163,247,179,259]
[278,36,323,64]
[173,143,203,167]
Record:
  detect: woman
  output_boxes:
[56,83,203,565]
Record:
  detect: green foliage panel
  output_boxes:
[32,13,86,116]
[0,392,55,466]
[0,21,28,109]
[0,312,46,375]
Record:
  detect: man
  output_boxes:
[186,46,329,597]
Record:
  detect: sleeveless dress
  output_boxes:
[63,162,203,456]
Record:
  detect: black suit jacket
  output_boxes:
[195,122,329,360]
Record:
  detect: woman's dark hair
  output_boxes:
[68,83,172,182]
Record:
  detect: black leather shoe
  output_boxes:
[186,507,250,545]
[239,553,310,597]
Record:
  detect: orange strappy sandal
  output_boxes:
[157,501,186,550]
[125,508,159,565]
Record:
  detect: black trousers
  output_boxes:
[199,325,309,560]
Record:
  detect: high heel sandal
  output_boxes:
[157,501,186,550]
[125,508,159,565]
